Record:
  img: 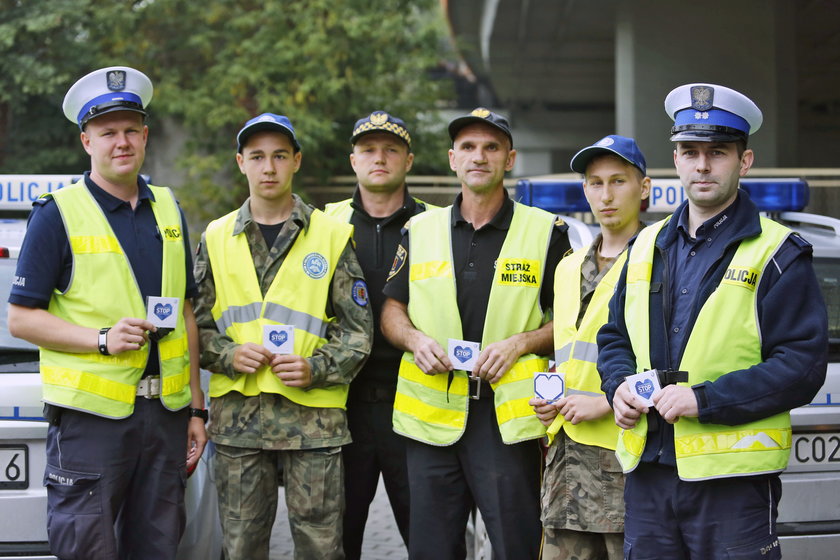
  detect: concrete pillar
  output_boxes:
[614,0,796,169]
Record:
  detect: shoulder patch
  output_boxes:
[387,244,408,281]
[352,279,369,307]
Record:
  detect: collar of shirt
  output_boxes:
[349,185,418,223]
[675,193,740,247]
[232,193,309,237]
[83,170,154,212]
[451,189,513,230]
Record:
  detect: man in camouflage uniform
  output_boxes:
[194,113,373,560]
[531,135,650,559]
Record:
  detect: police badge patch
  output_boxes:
[471,107,491,118]
[303,252,328,279]
[107,70,126,91]
[387,244,408,281]
[351,279,369,306]
[690,85,714,111]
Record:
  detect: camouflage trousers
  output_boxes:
[214,443,344,560]
[541,528,623,560]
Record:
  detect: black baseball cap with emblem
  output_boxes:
[350,111,412,149]
[63,66,153,130]
[448,107,513,147]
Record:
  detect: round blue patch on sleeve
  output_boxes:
[352,279,369,307]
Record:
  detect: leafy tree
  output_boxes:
[1,0,453,229]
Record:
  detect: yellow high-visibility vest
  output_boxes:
[393,203,555,445]
[618,216,793,480]
[546,245,626,449]
[40,181,190,418]
[323,196,437,222]
[204,207,353,408]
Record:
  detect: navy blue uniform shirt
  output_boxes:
[10,172,197,375]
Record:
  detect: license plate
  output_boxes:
[787,433,840,472]
[0,445,28,489]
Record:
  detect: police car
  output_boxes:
[0,175,221,559]
[518,176,840,559]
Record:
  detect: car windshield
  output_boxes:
[0,258,37,352]
[814,256,840,362]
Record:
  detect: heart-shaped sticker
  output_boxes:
[534,373,565,401]
[635,380,655,400]
[269,330,288,347]
[154,303,173,320]
[453,346,473,364]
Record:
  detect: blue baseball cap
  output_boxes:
[237,113,301,152]
[570,135,647,176]
[448,107,513,147]
[351,111,412,148]
[63,66,153,130]
[665,83,763,142]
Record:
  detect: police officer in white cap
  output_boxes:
[8,66,207,560]
[597,83,828,558]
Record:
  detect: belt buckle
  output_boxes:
[468,374,481,400]
[137,376,161,399]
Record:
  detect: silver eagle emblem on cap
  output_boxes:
[690,86,714,111]
[106,70,126,91]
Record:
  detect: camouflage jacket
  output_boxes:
[194,195,373,450]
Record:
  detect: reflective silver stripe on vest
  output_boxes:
[264,302,328,339]
[554,344,572,365]
[571,341,598,364]
[215,302,262,333]
[566,388,603,398]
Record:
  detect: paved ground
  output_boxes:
[269,477,408,559]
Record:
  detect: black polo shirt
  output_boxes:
[348,186,428,396]
[384,191,570,344]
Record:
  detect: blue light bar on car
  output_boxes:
[517,177,810,214]
[739,179,809,212]
[515,179,590,213]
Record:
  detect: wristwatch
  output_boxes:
[189,407,209,423]
[98,327,111,356]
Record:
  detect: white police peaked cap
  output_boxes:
[664,83,762,142]
[63,66,153,129]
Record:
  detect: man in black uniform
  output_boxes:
[381,108,572,560]
[324,111,431,558]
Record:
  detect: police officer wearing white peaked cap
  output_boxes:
[597,82,828,559]
[8,66,207,559]
[62,66,153,129]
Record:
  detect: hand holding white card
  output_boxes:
[447,338,480,372]
[534,372,565,402]
[146,297,179,329]
[263,325,295,354]
[626,370,662,408]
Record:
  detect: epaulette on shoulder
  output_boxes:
[788,232,812,250]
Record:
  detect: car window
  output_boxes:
[814,256,840,362]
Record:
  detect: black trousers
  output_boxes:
[342,398,411,559]
[44,398,188,560]
[404,397,542,560]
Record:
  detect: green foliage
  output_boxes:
[0,0,454,227]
